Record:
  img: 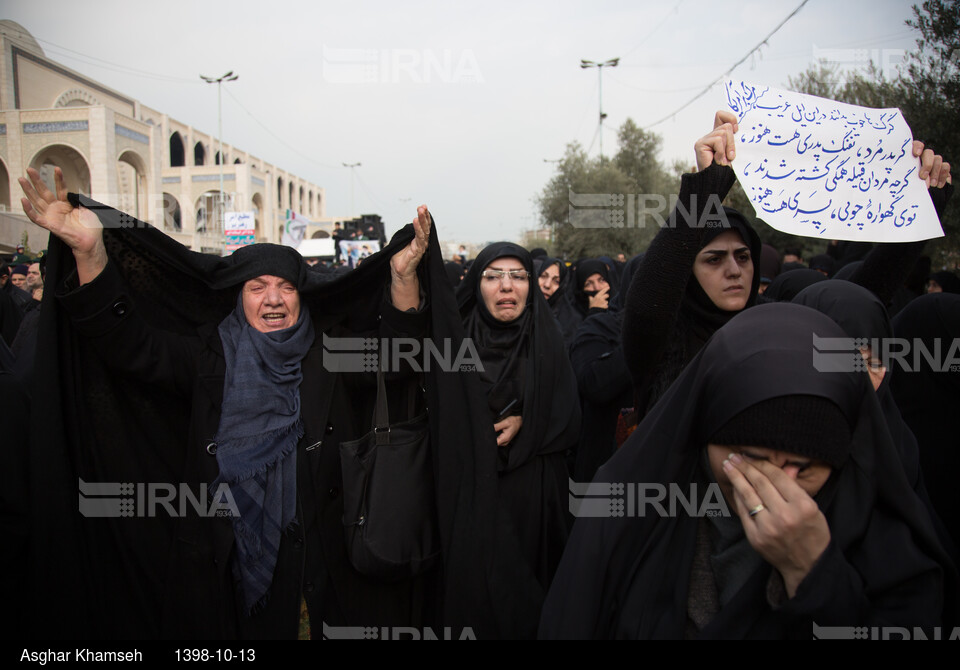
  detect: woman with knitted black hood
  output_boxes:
[541,303,957,638]
[621,112,761,417]
[456,242,581,635]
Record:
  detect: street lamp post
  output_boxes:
[580,58,619,160]
[200,70,239,242]
[342,162,361,217]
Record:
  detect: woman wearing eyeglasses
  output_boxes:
[456,242,581,637]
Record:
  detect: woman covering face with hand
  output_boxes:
[541,303,956,639]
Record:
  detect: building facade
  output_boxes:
[0,20,325,254]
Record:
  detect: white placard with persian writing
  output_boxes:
[724,80,942,242]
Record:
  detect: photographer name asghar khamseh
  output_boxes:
[21,649,142,664]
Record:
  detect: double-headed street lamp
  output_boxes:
[342,162,362,218]
[580,58,619,160]
[200,70,239,237]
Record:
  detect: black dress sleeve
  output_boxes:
[621,163,737,391]
[57,260,200,396]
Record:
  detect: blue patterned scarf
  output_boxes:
[213,294,314,613]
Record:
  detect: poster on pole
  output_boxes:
[723,80,942,243]
[224,211,256,253]
[282,209,310,248]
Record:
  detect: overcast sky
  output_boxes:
[5,0,921,244]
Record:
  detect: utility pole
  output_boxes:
[200,70,239,238]
[342,162,361,217]
[580,58,619,160]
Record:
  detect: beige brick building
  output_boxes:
[0,20,325,254]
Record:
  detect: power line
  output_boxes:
[619,0,685,60]
[34,36,199,84]
[644,0,812,128]
[223,88,340,171]
[353,170,390,212]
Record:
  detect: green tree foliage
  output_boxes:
[786,0,960,269]
[537,120,675,259]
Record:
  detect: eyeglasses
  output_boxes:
[481,269,531,284]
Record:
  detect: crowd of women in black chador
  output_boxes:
[5,103,960,641]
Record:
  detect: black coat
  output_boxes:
[57,260,433,638]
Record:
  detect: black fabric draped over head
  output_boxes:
[679,207,761,348]
[763,268,827,302]
[794,280,959,564]
[639,208,761,412]
[443,260,465,288]
[929,271,960,294]
[532,257,565,308]
[759,244,781,284]
[456,242,581,631]
[568,254,644,482]
[573,259,617,317]
[541,303,955,639]
[24,194,523,639]
[890,293,960,554]
[534,256,582,347]
[456,242,580,472]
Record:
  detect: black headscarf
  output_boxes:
[759,244,781,284]
[929,271,960,294]
[533,257,565,309]
[890,294,960,554]
[456,242,581,625]
[568,254,644,482]
[541,303,955,638]
[642,208,761,411]
[535,257,582,348]
[793,280,959,565]
[573,259,618,317]
[763,268,827,302]
[808,254,836,277]
[443,260,465,288]
[456,242,580,471]
[678,208,762,348]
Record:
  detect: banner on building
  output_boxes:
[225,211,256,253]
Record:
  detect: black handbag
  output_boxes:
[339,368,440,581]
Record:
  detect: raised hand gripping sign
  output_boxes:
[724,80,943,242]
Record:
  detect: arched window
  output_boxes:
[194,142,206,166]
[169,132,185,167]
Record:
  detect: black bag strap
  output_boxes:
[374,366,390,446]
